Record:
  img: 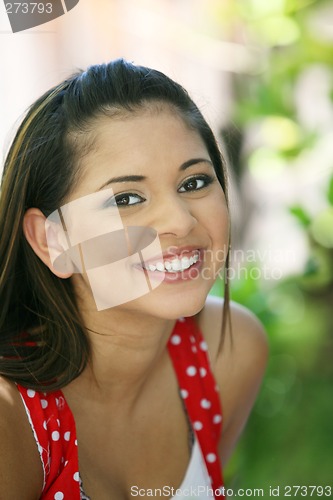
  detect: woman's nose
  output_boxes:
[151,197,197,238]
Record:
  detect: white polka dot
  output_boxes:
[193,421,203,431]
[206,453,217,463]
[56,396,65,409]
[27,389,36,398]
[186,366,197,377]
[75,439,78,446]
[200,398,211,409]
[200,341,208,351]
[41,399,48,409]
[213,414,222,424]
[170,334,181,345]
[43,421,47,430]
[191,346,197,353]
[73,472,80,482]
[199,367,207,377]
[180,389,189,399]
[52,431,60,441]
[190,336,196,344]
[178,317,185,322]
[54,493,64,500]
[64,460,68,467]
[57,419,60,426]
[64,431,71,441]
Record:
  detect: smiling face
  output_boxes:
[64,104,230,319]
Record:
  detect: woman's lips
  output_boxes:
[134,249,204,284]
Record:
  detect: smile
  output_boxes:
[143,252,200,273]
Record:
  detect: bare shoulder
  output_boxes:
[197,294,268,367]
[225,299,269,367]
[197,295,269,465]
[0,377,43,499]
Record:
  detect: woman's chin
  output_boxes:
[142,294,207,321]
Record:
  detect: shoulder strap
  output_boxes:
[17,384,80,499]
[167,316,225,499]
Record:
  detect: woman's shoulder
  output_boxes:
[197,295,269,396]
[0,376,43,499]
[197,294,268,364]
[0,376,25,428]
[196,296,269,464]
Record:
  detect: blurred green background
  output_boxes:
[209,0,333,494]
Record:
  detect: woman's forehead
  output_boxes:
[74,108,208,187]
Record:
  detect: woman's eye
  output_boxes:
[178,175,214,193]
[104,193,145,208]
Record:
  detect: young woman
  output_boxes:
[0,59,268,500]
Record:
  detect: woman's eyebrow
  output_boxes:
[97,158,213,190]
[98,175,145,190]
[180,158,213,171]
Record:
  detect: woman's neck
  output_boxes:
[64,305,178,410]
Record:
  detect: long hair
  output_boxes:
[0,58,231,391]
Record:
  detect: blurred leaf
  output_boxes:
[310,207,333,248]
[299,247,333,288]
[289,205,312,227]
[303,256,319,276]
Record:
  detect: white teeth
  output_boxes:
[171,259,182,271]
[189,254,199,265]
[181,257,191,269]
[144,252,200,273]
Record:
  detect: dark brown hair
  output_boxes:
[0,58,230,391]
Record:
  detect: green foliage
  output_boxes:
[212,0,333,492]
[289,205,312,227]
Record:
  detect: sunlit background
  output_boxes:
[1,0,332,493]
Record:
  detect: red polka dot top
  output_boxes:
[17,316,224,499]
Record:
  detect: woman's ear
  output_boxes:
[23,208,74,279]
